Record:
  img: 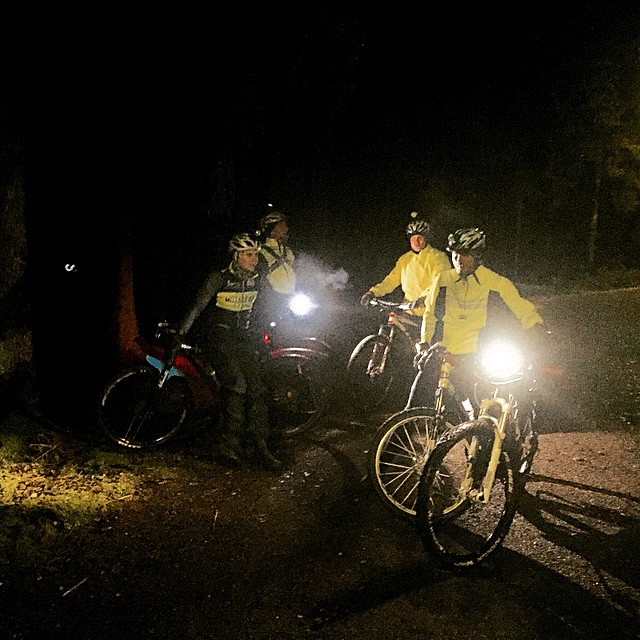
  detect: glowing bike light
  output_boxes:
[288,292,317,317]
[480,340,525,382]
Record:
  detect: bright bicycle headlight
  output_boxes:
[288,292,317,317]
[479,340,525,383]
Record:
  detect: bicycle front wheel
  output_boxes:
[416,421,517,568]
[98,365,193,449]
[368,408,451,520]
[266,353,332,438]
[347,334,393,409]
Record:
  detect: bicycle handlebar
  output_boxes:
[368,298,413,312]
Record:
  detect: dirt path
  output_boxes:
[1,417,638,639]
[2,288,640,639]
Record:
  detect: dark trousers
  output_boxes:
[198,326,270,447]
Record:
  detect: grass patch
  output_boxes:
[0,411,145,569]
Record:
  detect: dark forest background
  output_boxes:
[2,2,640,426]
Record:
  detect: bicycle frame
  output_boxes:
[404,346,463,416]
[415,338,563,568]
[379,305,421,346]
[348,299,424,408]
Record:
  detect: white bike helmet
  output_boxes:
[229,233,261,253]
[260,208,287,233]
[405,211,431,238]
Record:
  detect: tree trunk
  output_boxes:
[588,152,603,268]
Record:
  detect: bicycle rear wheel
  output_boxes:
[266,353,331,438]
[416,421,517,568]
[368,408,450,520]
[347,334,393,409]
[98,365,193,449]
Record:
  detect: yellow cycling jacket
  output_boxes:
[369,245,451,341]
[369,246,451,313]
[260,237,296,295]
[420,265,544,354]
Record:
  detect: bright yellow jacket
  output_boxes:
[420,265,544,354]
[260,237,296,295]
[369,245,451,341]
[369,246,451,307]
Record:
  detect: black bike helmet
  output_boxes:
[405,211,431,239]
[447,228,486,256]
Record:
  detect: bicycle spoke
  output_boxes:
[370,410,446,519]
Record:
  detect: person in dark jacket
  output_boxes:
[176,232,282,472]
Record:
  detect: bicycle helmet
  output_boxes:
[447,228,486,256]
[229,232,261,253]
[260,208,287,233]
[405,211,431,238]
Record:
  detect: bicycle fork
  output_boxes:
[370,324,394,375]
[463,397,511,503]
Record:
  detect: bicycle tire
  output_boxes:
[347,334,394,409]
[368,407,453,520]
[98,364,193,449]
[515,406,539,477]
[416,420,518,568]
[266,352,332,438]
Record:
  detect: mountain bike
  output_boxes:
[347,298,422,410]
[98,315,334,450]
[368,344,470,520]
[415,337,561,569]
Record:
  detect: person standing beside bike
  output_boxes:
[412,228,547,415]
[175,232,283,472]
[359,212,451,345]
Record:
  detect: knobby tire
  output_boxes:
[416,420,518,568]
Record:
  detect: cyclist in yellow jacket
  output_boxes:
[414,227,544,354]
[412,227,547,418]
[360,212,451,343]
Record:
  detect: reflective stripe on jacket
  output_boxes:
[179,263,261,336]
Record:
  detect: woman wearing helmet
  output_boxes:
[176,232,282,472]
[359,212,451,344]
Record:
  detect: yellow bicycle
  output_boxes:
[415,337,560,568]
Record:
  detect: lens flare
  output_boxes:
[480,340,525,382]
[289,292,317,317]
